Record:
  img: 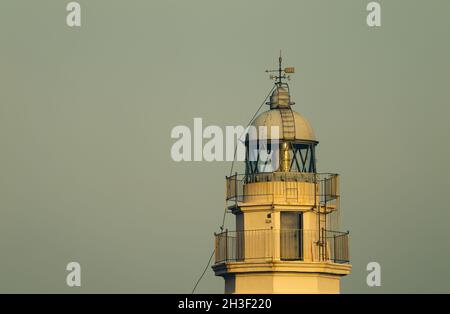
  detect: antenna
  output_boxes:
[265,50,295,85]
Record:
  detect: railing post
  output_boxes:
[214,232,217,263]
[346,230,350,263]
[225,229,228,262]
[234,172,238,204]
[333,234,337,263]
[321,228,325,261]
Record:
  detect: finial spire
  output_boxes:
[278,50,283,85]
[266,51,295,85]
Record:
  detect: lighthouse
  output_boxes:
[212,55,351,294]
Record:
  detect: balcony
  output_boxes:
[214,229,349,265]
[226,172,339,206]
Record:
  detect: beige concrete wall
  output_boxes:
[243,181,317,205]
[219,179,349,294]
[242,210,272,231]
[225,272,341,294]
[237,204,321,262]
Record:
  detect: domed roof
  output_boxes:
[251,109,316,142]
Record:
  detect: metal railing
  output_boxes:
[226,172,339,205]
[324,230,350,264]
[214,229,349,264]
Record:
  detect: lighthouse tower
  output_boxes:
[212,56,351,294]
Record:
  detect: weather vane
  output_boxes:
[265,50,295,85]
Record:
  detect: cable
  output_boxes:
[228,85,276,177]
[221,85,276,228]
[190,84,276,294]
[191,249,215,294]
